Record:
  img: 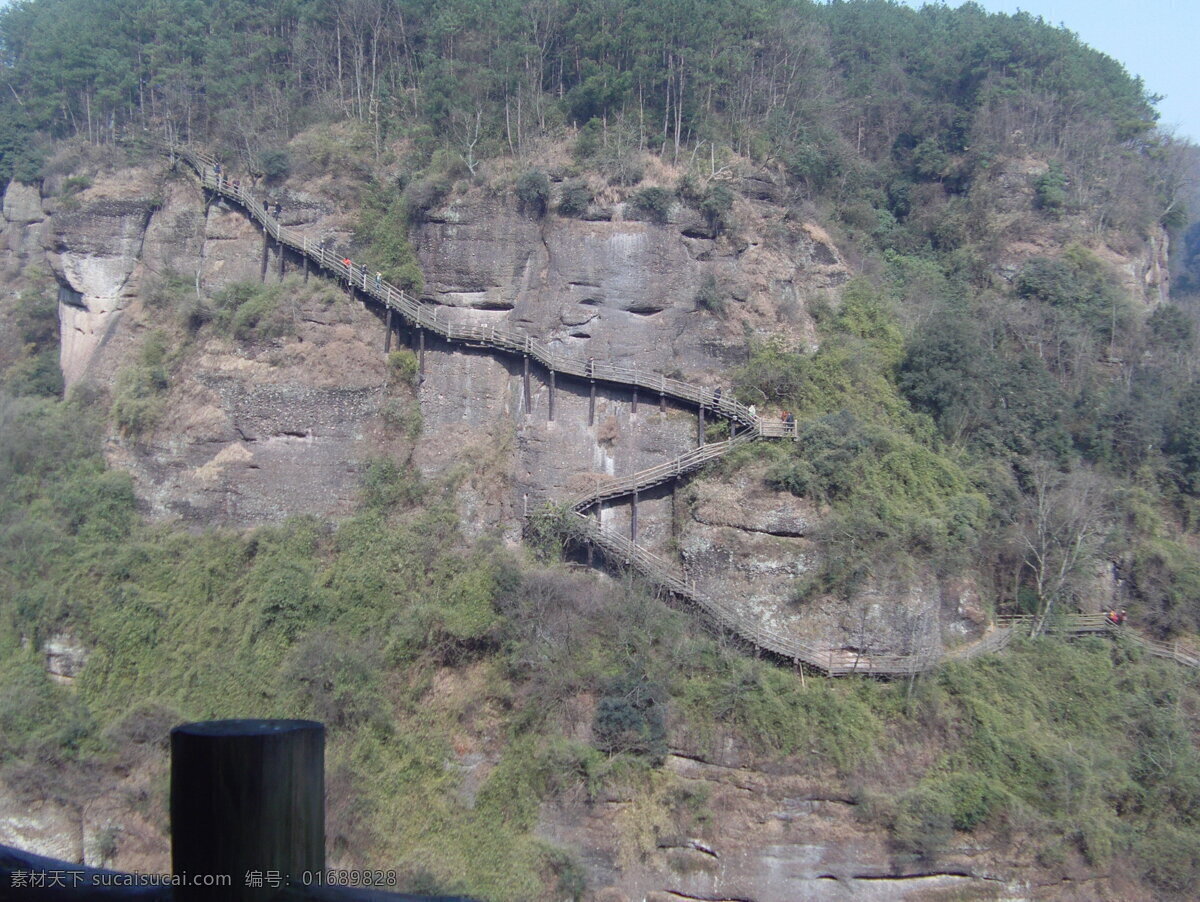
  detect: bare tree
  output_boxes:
[450,104,484,175]
[1011,461,1115,633]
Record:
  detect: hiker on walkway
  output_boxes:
[375,271,383,290]
[213,162,221,187]
[747,403,756,419]
[272,201,282,218]
[713,386,722,404]
[1118,610,1128,626]
[784,411,796,436]
[1106,610,1119,626]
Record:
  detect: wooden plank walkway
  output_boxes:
[164,143,1198,677]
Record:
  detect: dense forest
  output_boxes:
[3,0,1200,899]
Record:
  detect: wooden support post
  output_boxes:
[523,355,531,415]
[660,392,666,413]
[587,503,599,567]
[171,719,324,902]
[260,233,269,282]
[278,242,285,278]
[418,328,426,376]
[632,386,638,414]
[384,307,393,353]
[697,405,706,446]
[589,381,596,426]
[548,370,556,421]
[631,491,638,543]
[303,253,310,283]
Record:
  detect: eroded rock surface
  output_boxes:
[538,750,1029,902]
[675,464,988,656]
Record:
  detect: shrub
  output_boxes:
[359,456,423,511]
[143,270,194,310]
[516,170,550,217]
[630,187,673,222]
[356,182,425,293]
[380,398,422,439]
[387,349,419,386]
[178,296,213,334]
[4,349,62,398]
[61,174,91,196]
[1034,161,1068,215]
[212,282,291,341]
[593,671,667,762]
[557,181,591,217]
[257,148,291,182]
[403,176,450,223]
[675,173,702,204]
[1014,247,1129,341]
[110,334,171,437]
[284,630,385,729]
[891,786,954,863]
[699,183,733,234]
[694,274,725,316]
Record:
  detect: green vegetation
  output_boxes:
[354,181,424,293]
[1,0,1199,896]
[3,369,1200,894]
[630,187,673,223]
[556,181,591,218]
[515,170,550,218]
[110,332,171,437]
[211,282,294,341]
[3,285,62,398]
[694,274,725,316]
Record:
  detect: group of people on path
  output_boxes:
[215,158,378,294]
[1106,610,1128,626]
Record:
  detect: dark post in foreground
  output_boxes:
[171,719,324,901]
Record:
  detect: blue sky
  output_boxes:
[899,0,1199,141]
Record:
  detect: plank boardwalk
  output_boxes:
[165,143,1199,676]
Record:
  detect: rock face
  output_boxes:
[676,464,988,655]
[537,750,1028,902]
[2,162,851,539]
[407,188,848,546]
[51,197,156,385]
[0,151,1167,902]
[107,307,398,527]
[0,152,1092,645]
[42,634,88,685]
[979,156,1170,306]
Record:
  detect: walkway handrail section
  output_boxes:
[565,428,758,511]
[169,142,761,427]
[996,614,1200,668]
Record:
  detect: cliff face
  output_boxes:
[0,151,1168,642]
[0,151,1175,901]
[407,185,847,540]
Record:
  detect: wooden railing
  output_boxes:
[997,614,1200,667]
[564,428,759,511]
[164,143,1198,677]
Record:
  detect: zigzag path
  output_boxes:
[163,143,1199,675]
